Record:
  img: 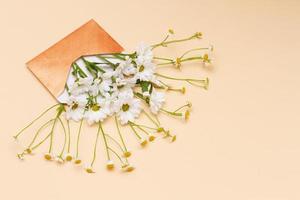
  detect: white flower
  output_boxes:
[114,89,142,125]
[117,56,136,76]
[65,95,87,122]
[89,79,100,96]
[84,96,111,125]
[69,77,93,96]
[135,42,153,65]
[134,62,156,82]
[149,89,165,114]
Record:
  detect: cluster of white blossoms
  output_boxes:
[63,43,165,125]
[15,30,212,173]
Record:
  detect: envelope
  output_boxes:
[26,19,124,100]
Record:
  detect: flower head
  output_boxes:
[149,89,165,114]
[114,89,142,125]
[65,94,87,122]
[84,96,111,125]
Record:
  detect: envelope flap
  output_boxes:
[27,19,124,99]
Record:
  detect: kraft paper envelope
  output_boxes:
[27,19,124,99]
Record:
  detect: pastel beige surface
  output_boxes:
[0,0,299,200]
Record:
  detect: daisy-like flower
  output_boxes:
[134,62,156,82]
[117,56,136,76]
[69,77,93,96]
[135,42,153,65]
[84,96,111,125]
[65,95,87,122]
[114,89,142,125]
[149,89,165,114]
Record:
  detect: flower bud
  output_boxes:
[157,127,164,133]
[65,153,73,161]
[25,148,32,154]
[44,153,53,161]
[17,153,24,160]
[148,134,156,142]
[124,164,135,172]
[123,151,132,158]
[171,135,177,142]
[168,29,174,34]
[181,87,186,94]
[106,160,114,170]
[140,138,148,146]
[85,165,94,173]
[184,110,190,121]
[74,158,82,165]
[194,32,202,38]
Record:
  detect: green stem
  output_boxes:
[67,120,71,153]
[180,48,209,59]
[27,119,54,149]
[75,119,84,158]
[91,123,101,166]
[115,116,128,152]
[143,110,159,127]
[129,122,157,131]
[108,147,125,164]
[129,123,142,139]
[14,104,59,139]
[31,132,52,151]
[160,108,183,117]
[105,134,125,153]
[152,35,197,49]
[173,103,190,113]
[58,117,67,157]
[99,122,110,160]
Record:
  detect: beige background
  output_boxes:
[0,0,300,199]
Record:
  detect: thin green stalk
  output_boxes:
[75,119,84,158]
[67,120,71,153]
[91,123,101,166]
[115,116,128,152]
[31,130,52,150]
[129,123,142,139]
[14,104,59,139]
[58,117,67,157]
[160,108,183,117]
[27,119,54,149]
[129,121,157,131]
[105,134,125,153]
[108,147,125,165]
[143,110,159,127]
[173,103,191,113]
[48,117,58,153]
[180,48,209,59]
[99,122,110,160]
[151,34,198,49]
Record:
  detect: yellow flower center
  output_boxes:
[92,104,100,111]
[139,65,145,72]
[71,103,78,110]
[122,104,130,112]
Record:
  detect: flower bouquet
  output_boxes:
[14,21,212,173]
